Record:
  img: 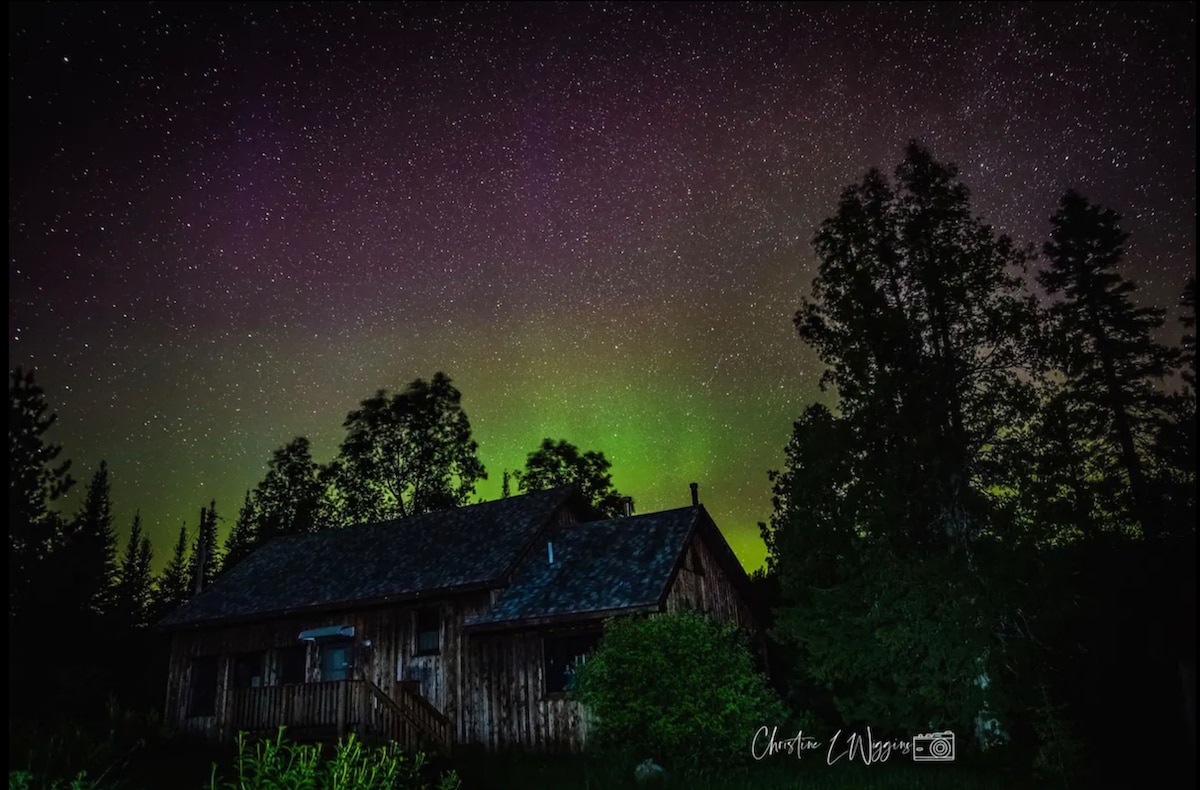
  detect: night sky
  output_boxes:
[8,2,1195,570]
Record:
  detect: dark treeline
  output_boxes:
[7,366,626,724]
[755,143,1195,786]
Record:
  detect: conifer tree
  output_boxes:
[8,367,74,620]
[115,511,154,627]
[223,490,258,570]
[1039,190,1175,539]
[153,521,192,619]
[189,500,221,592]
[62,460,119,619]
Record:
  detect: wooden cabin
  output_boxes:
[157,485,756,753]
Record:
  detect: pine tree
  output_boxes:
[153,522,192,620]
[1039,190,1175,539]
[771,143,1041,735]
[8,367,74,621]
[189,500,221,592]
[115,511,154,627]
[61,460,119,619]
[223,490,258,570]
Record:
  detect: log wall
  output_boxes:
[664,529,754,628]
[459,630,590,753]
[164,593,489,742]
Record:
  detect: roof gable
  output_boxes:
[159,486,586,628]
[463,507,701,631]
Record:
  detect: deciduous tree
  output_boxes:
[515,438,629,517]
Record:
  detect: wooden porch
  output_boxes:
[224,680,453,754]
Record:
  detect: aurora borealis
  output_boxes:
[8,2,1195,570]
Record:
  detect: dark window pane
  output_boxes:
[416,608,440,655]
[278,645,307,684]
[231,651,265,689]
[189,656,219,717]
[543,632,601,694]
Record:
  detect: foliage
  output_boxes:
[152,521,193,620]
[1038,189,1175,540]
[767,142,1047,758]
[573,612,785,773]
[189,500,223,593]
[794,141,1038,551]
[7,770,106,790]
[8,366,75,620]
[208,729,460,790]
[447,747,1043,789]
[7,698,173,789]
[327,373,485,524]
[766,143,1196,786]
[55,460,119,620]
[250,437,325,542]
[514,438,630,516]
[223,490,259,570]
[113,511,154,627]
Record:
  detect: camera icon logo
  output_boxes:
[912,730,955,762]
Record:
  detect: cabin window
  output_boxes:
[188,655,219,717]
[320,640,353,682]
[231,651,265,689]
[543,632,601,695]
[278,644,307,684]
[689,545,706,576]
[416,608,440,656]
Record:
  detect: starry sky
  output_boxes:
[8,1,1196,571]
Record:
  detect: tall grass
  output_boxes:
[208,728,460,790]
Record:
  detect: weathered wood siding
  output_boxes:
[664,530,754,628]
[165,593,489,741]
[460,631,590,753]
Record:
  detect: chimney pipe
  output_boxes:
[621,497,633,518]
[548,542,555,564]
[690,482,699,507]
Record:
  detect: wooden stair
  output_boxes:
[364,679,454,755]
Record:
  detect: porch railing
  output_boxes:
[224,679,452,753]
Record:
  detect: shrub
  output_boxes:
[209,728,460,790]
[572,612,786,773]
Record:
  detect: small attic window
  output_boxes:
[689,545,705,576]
[416,608,440,656]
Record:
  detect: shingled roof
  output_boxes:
[462,506,701,632]
[159,486,585,628]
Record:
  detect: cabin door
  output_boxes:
[320,640,353,681]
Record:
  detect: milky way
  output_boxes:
[8,2,1195,568]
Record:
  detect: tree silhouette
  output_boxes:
[222,490,257,570]
[772,142,1043,736]
[252,437,324,540]
[1039,190,1175,540]
[114,511,154,627]
[57,460,119,620]
[188,500,221,592]
[794,140,1037,551]
[328,373,485,523]
[515,438,630,517]
[153,522,192,620]
[8,367,74,620]
[1180,275,1196,391]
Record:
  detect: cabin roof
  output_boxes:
[462,506,699,631]
[158,486,584,628]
